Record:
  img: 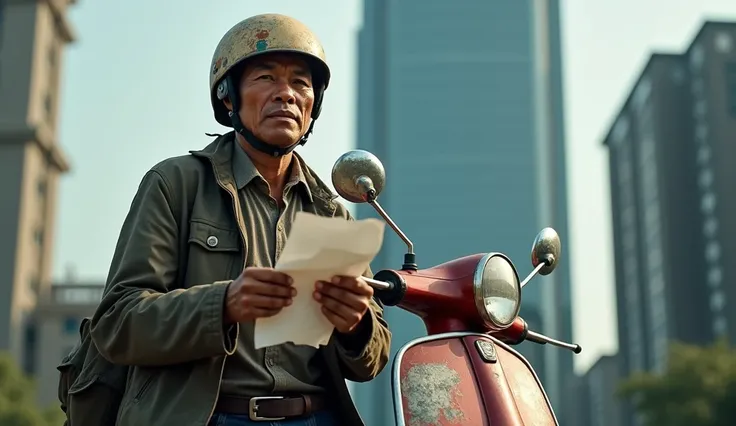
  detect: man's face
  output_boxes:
[231,54,315,147]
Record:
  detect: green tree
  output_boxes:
[0,353,65,426]
[618,340,736,426]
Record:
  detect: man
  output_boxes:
[89,14,391,426]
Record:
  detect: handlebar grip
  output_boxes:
[371,269,407,306]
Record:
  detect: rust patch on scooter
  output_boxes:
[401,363,465,425]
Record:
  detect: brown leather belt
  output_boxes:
[214,394,328,421]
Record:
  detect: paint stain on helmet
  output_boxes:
[212,56,228,74]
[255,29,270,51]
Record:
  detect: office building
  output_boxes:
[564,354,622,426]
[0,0,98,406]
[352,1,573,424]
[603,20,736,425]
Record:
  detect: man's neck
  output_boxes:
[236,134,293,198]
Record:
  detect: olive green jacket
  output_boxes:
[88,133,391,426]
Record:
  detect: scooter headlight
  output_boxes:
[472,253,521,330]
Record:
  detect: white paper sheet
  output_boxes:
[253,212,385,349]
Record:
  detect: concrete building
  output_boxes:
[564,354,622,426]
[603,20,736,426]
[0,0,98,406]
[351,1,573,424]
[34,281,102,405]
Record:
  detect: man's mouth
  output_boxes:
[267,111,298,121]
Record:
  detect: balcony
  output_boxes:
[51,284,103,305]
[35,283,104,315]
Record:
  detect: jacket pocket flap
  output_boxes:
[188,220,240,252]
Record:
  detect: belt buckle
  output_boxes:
[249,396,285,421]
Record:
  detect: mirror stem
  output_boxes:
[520,262,545,288]
[521,254,555,288]
[368,200,414,254]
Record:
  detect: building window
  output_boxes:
[37,178,47,196]
[612,116,630,145]
[710,291,726,313]
[44,92,53,119]
[34,228,44,246]
[23,321,37,375]
[632,78,652,112]
[693,100,707,119]
[715,32,733,53]
[708,267,723,288]
[29,276,40,293]
[726,62,736,117]
[705,241,721,263]
[690,45,705,70]
[698,168,714,189]
[713,316,728,337]
[63,317,79,335]
[691,78,704,96]
[695,123,709,143]
[701,192,717,214]
[703,218,719,237]
[697,145,711,165]
[48,45,57,69]
[671,67,685,84]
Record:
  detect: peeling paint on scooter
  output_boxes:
[401,363,465,425]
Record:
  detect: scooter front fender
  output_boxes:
[391,332,558,426]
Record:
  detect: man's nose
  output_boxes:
[272,82,296,104]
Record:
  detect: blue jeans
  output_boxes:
[208,411,338,426]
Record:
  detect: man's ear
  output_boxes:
[223,98,233,112]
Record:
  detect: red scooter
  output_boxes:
[331,150,581,426]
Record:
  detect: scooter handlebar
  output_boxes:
[364,277,393,290]
[494,317,582,354]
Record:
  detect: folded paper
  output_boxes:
[253,212,385,349]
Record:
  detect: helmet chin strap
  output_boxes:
[228,109,313,157]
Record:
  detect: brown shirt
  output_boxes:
[219,143,328,397]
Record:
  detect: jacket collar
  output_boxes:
[189,132,338,214]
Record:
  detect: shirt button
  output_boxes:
[206,236,218,247]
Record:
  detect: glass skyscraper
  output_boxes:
[351,1,573,424]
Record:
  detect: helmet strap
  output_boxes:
[225,75,313,157]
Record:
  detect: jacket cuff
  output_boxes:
[335,309,376,359]
[212,280,239,355]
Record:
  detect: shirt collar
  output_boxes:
[232,143,313,202]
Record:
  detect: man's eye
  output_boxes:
[257,75,273,80]
[294,79,310,86]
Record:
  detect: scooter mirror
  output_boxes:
[331,150,386,203]
[530,227,561,276]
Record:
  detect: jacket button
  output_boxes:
[206,236,219,247]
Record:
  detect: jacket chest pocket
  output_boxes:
[185,220,242,287]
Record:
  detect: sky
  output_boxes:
[52,0,736,373]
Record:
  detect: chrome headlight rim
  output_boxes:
[472,252,522,331]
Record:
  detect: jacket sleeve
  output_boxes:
[334,283,392,382]
[90,169,238,366]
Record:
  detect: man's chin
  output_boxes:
[254,130,302,149]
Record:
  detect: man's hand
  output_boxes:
[224,267,295,324]
[313,276,374,334]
